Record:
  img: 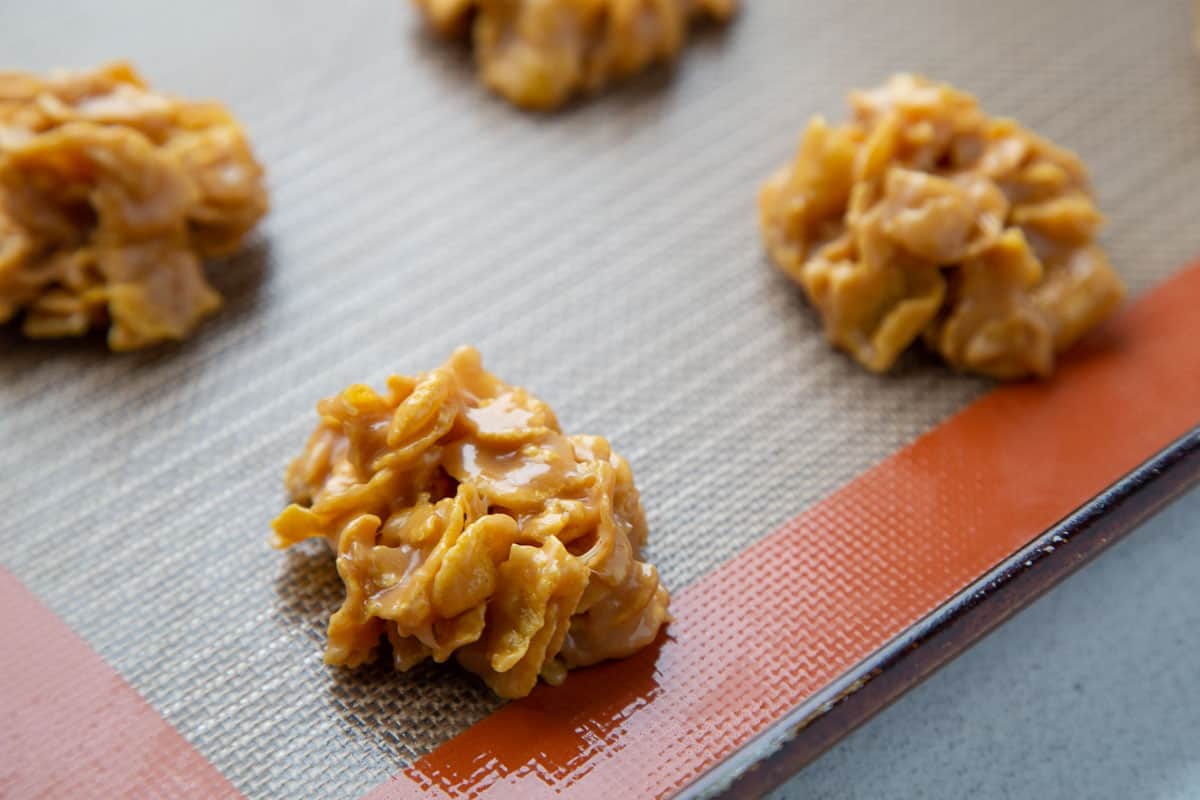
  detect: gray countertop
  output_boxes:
[771,487,1200,800]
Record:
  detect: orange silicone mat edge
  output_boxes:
[364,261,1200,800]
[0,567,243,799]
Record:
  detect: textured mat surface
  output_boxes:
[2,1,1198,798]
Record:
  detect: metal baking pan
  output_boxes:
[2,1,1198,797]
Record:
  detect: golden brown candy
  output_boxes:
[760,74,1124,379]
[272,347,670,699]
[413,0,737,110]
[0,62,267,349]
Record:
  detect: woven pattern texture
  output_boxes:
[2,1,1198,798]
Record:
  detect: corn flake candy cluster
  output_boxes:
[273,347,671,699]
[415,0,737,110]
[760,74,1125,380]
[0,62,267,350]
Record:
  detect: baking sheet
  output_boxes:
[2,1,1200,798]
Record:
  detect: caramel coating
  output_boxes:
[272,347,670,699]
[0,62,267,349]
[760,74,1125,380]
[414,0,737,110]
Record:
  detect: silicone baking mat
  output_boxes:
[2,1,1199,798]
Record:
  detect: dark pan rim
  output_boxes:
[681,424,1200,799]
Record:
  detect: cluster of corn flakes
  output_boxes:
[273,347,670,698]
[415,0,737,110]
[760,74,1124,379]
[0,62,267,349]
